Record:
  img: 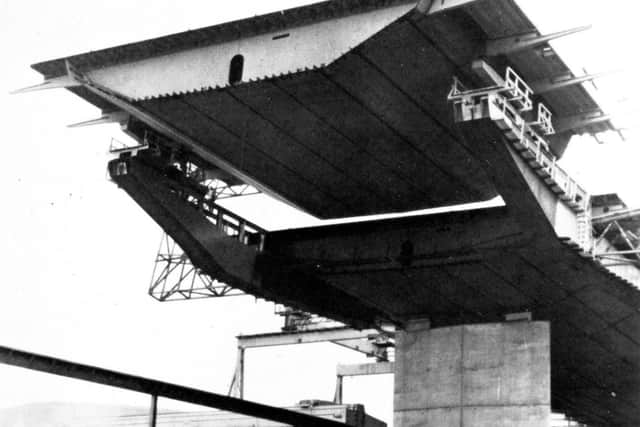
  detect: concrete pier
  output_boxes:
[394,320,550,427]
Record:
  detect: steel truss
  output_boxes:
[147,195,265,301]
[142,140,265,301]
[207,180,260,201]
[592,209,640,267]
[149,233,244,301]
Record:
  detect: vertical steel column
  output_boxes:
[238,347,245,399]
[334,375,343,404]
[149,394,158,427]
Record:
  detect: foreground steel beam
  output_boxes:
[0,345,344,427]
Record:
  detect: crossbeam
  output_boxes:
[331,338,389,359]
[237,327,388,349]
[0,345,344,427]
[336,362,395,377]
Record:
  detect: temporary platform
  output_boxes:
[24,0,639,426]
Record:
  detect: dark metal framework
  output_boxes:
[147,198,265,301]
[592,208,640,267]
[149,233,245,301]
[139,138,264,301]
[208,180,259,200]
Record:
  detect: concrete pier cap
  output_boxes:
[394,319,550,427]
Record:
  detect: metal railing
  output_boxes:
[448,71,589,214]
[149,180,265,301]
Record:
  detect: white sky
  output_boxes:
[0,0,639,425]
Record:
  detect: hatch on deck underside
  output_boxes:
[31,0,614,219]
[135,9,497,218]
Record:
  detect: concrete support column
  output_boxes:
[394,319,550,427]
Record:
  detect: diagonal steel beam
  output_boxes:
[486,25,591,56]
[10,75,80,94]
[554,110,610,134]
[530,71,615,94]
[67,111,129,128]
[0,345,345,427]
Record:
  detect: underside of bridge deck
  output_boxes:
[29,0,636,425]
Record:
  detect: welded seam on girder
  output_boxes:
[516,252,640,346]
[317,68,473,205]
[267,79,435,199]
[222,89,393,209]
[353,30,479,160]
[438,265,511,316]
[168,97,359,215]
[483,257,640,416]
[551,336,640,415]
[558,238,640,304]
[352,48,489,199]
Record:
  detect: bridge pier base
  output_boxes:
[394,319,551,427]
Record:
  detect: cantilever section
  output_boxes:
[108,155,263,293]
[108,153,386,327]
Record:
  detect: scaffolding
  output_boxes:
[148,233,245,301]
[591,204,640,267]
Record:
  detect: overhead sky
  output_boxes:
[0,0,639,425]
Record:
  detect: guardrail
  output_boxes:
[448,72,589,214]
